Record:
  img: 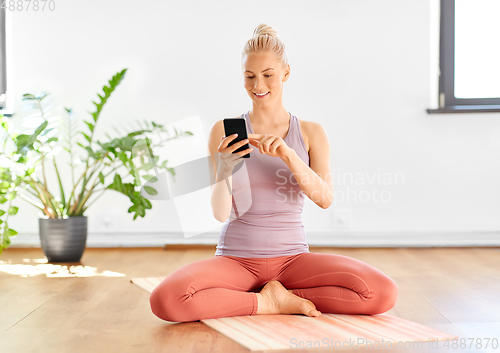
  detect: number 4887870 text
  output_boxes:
[1,0,55,11]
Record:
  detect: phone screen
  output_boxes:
[223,118,251,158]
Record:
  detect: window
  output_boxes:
[0,9,12,116]
[0,9,6,111]
[428,0,500,113]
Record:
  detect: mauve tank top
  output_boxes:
[214,111,311,258]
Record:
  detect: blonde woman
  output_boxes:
[149,24,398,322]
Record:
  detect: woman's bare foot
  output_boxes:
[256,280,321,317]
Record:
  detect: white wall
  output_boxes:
[7,0,500,247]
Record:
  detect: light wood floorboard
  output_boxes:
[0,246,499,353]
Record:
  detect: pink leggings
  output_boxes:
[149,252,398,322]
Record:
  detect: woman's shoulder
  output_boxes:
[296,117,323,154]
[297,117,330,156]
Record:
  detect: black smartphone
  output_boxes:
[223,118,251,158]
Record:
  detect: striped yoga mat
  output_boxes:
[132,277,458,351]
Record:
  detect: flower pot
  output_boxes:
[39,216,88,263]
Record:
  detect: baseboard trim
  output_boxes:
[8,230,500,248]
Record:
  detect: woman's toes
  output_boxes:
[307,308,322,317]
[300,300,321,317]
[258,280,322,318]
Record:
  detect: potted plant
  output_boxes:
[0,68,193,262]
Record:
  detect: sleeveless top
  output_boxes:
[214,111,311,258]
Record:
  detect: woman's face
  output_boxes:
[242,51,290,106]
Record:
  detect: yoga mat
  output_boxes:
[132,277,459,351]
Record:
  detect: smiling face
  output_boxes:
[242,51,290,106]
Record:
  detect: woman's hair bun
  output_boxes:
[242,23,288,68]
[252,23,279,38]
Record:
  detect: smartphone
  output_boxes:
[223,118,251,158]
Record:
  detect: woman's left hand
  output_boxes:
[247,134,293,159]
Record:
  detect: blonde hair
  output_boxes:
[242,23,288,69]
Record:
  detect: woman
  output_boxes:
[149,23,398,322]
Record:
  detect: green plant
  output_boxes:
[0,68,193,255]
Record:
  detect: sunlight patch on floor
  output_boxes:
[0,258,126,277]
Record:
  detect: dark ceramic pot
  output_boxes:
[39,216,88,263]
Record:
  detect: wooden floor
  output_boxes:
[0,246,499,353]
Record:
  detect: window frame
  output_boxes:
[427,0,500,114]
[0,9,13,117]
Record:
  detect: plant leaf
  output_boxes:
[84,120,94,133]
[144,186,157,195]
[8,206,18,216]
[81,132,91,143]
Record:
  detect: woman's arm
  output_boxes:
[281,122,333,209]
[207,120,233,222]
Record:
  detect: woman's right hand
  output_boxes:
[217,133,253,180]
